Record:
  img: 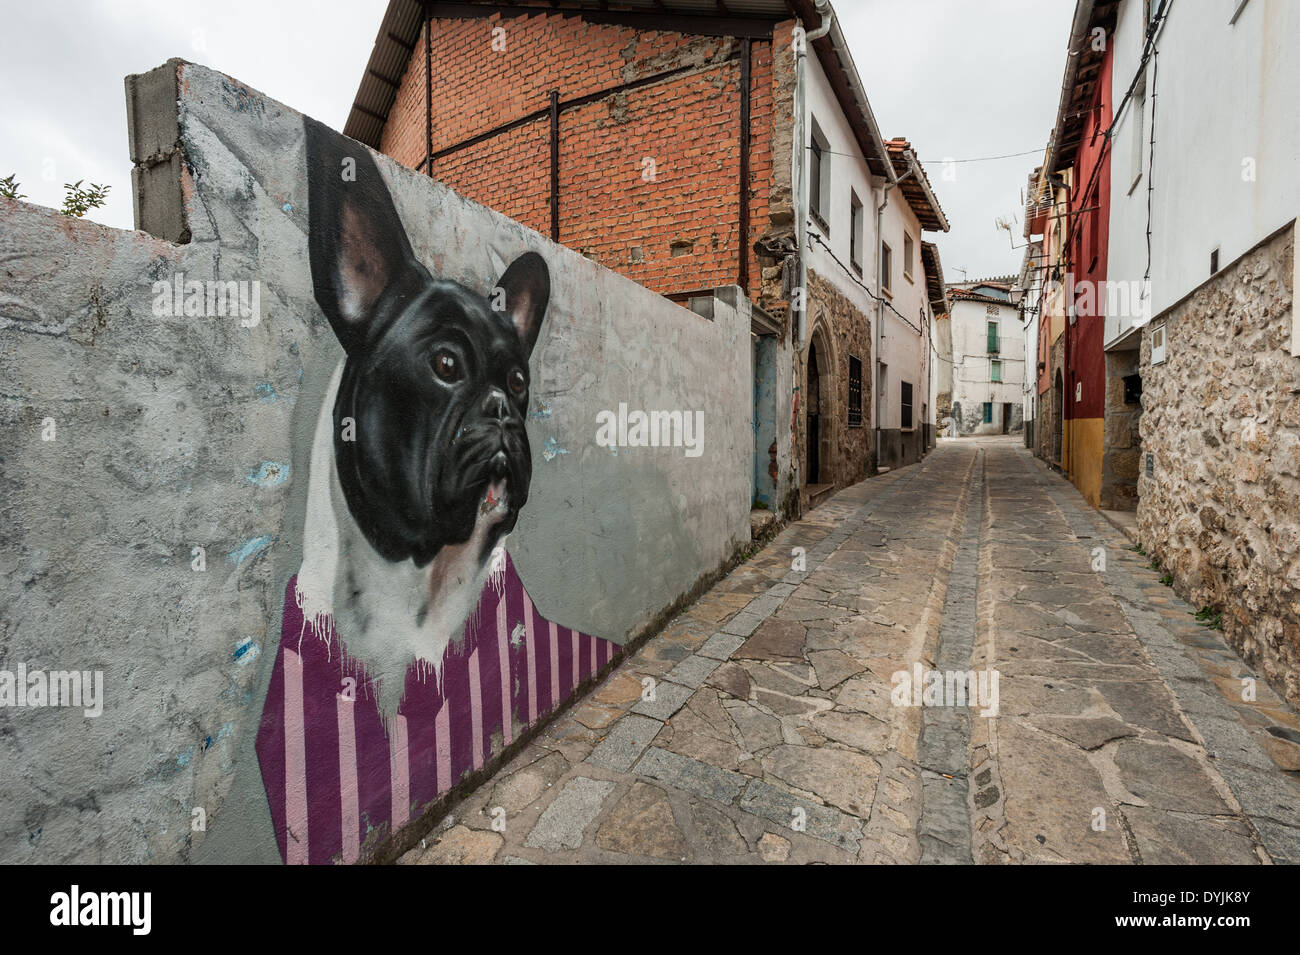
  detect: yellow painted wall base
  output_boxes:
[1063,417,1104,508]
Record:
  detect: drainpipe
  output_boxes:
[875,164,914,462]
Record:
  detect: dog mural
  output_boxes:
[255,118,619,864]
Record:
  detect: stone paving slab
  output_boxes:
[404,438,1300,865]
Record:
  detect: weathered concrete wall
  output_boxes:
[0,59,763,863]
[1137,225,1299,708]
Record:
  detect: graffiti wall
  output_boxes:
[0,60,757,863]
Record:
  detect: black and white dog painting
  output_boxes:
[296,116,550,713]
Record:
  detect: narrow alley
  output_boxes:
[405,438,1300,866]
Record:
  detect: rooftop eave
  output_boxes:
[1046,0,1118,175]
[906,152,949,232]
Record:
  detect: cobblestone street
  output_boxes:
[402,437,1300,865]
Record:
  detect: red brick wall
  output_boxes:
[375,11,778,300]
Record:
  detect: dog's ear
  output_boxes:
[305,116,421,355]
[496,251,550,358]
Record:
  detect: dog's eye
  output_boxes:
[432,350,462,383]
[508,367,527,397]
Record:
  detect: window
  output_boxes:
[848,356,863,427]
[1130,72,1146,193]
[983,402,993,424]
[903,233,914,281]
[850,190,864,274]
[991,359,1002,383]
[987,319,1000,353]
[881,242,892,295]
[1210,247,1220,274]
[901,381,913,430]
[810,119,830,230]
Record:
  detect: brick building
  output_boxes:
[344,0,948,508]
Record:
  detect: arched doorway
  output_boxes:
[807,341,822,483]
[805,321,836,490]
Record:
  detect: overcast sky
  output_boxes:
[0,0,1072,282]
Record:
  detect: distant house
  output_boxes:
[946,280,1025,436]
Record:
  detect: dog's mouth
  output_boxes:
[477,477,511,525]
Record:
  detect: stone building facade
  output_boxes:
[1137,226,1299,707]
[804,268,872,488]
[1100,350,1141,509]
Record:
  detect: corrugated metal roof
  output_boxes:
[342,0,893,181]
[345,0,425,150]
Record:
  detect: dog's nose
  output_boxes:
[482,387,508,421]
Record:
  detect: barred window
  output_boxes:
[901,381,913,430]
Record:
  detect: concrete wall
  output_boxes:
[0,59,765,864]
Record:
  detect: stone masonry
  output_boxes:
[1138,226,1300,708]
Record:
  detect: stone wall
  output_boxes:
[1101,349,1141,510]
[806,268,872,487]
[1137,225,1299,707]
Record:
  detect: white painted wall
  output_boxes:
[799,52,935,440]
[951,299,1026,433]
[1019,242,1042,432]
[877,189,931,433]
[1107,0,1300,346]
[802,51,881,330]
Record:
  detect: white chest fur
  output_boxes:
[294,360,503,716]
